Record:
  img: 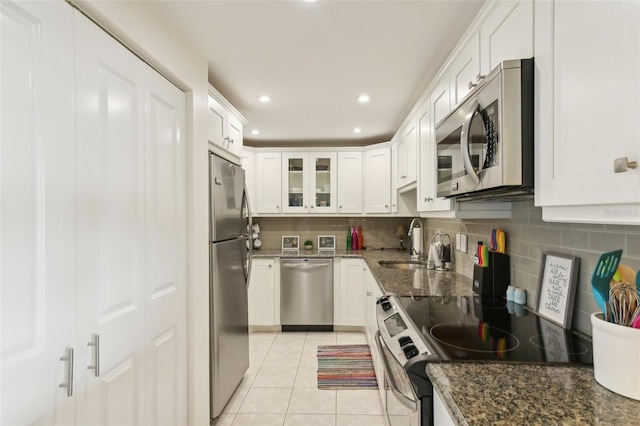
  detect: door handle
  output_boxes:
[460,98,481,186]
[87,334,100,377]
[59,347,74,397]
[374,331,417,411]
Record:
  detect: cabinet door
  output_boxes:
[248,259,277,326]
[226,113,243,158]
[391,144,399,213]
[282,152,309,213]
[536,1,640,215]
[404,120,418,185]
[364,147,391,213]
[1,1,76,424]
[450,31,481,105]
[432,73,452,126]
[207,94,226,148]
[480,0,533,76]
[337,152,363,214]
[144,61,188,425]
[255,152,282,214]
[243,150,255,208]
[418,103,453,213]
[336,259,365,326]
[310,152,337,213]
[75,11,147,424]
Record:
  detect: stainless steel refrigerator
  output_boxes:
[209,153,252,420]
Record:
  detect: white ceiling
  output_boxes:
[156,0,485,146]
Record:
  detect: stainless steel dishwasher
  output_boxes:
[280,258,333,331]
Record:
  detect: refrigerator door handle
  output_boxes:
[242,183,253,288]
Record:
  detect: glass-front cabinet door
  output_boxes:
[311,153,337,213]
[282,152,309,213]
[281,152,336,213]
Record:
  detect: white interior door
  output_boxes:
[0,1,76,424]
[144,67,188,425]
[74,10,147,425]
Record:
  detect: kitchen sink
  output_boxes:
[378,260,429,270]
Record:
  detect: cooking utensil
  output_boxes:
[591,249,623,315]
[609,282,640,326]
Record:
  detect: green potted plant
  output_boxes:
[304,239,313,250]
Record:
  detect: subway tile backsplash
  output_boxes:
[425,199,640,336]
[253,200,639,336]
[254,216,409,252]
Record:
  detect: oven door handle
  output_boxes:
[374,331,418,412]
[460,98,482,186]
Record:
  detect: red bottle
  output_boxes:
[357,226,363,249]
[351,226,358,250]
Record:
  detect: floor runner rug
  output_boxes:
[317,344,378,390]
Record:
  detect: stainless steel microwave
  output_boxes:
[435,58,534,200]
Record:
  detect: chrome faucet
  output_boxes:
[407,218,424,260]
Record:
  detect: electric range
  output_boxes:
[375,295,592,426]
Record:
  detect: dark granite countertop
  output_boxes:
[251,249,640,423]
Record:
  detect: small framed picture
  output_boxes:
[535,252,580,329]
[281,235,299,250]
[318,235,336,250]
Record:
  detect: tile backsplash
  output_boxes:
[424,199,640,336]
[253,200,639,336]
[254,217,408,252]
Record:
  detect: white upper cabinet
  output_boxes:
[207,87,246,163]
[282,152,337,214]
[431,72,452,126]
[396,116,418,189]
[255,152,282,214]
[535,0,640,224]
[242,150,255,208]
[417,98,454,213]
[449,31,481,106]
[364,147,392,213]
[480,0,533,76]
[337,151,363,214]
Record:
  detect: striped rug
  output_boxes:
[317,344,378,390]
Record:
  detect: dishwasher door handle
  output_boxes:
[281,263,331,270]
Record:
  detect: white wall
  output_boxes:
[72,1,211,424]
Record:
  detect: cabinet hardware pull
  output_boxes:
[87,333,100,377]
[59,347,74,397]
[613,157,638,173]
[385,205,389,209]
[476,73,485,81]
[468,81,477,90]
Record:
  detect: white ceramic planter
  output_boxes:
[591,312,640,400]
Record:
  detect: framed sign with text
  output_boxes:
[535,252,580,329]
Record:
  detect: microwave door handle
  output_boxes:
[460,99,481,186]
[374,331,418,412]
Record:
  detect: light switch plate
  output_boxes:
[460,234,468,253]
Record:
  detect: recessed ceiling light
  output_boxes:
[356,95,370,103]
[251,129,260,135]
[352,127,362,134]
[258,95,272,103]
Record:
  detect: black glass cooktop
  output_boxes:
[399,295,592,365]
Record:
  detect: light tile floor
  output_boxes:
[213,331,386,426]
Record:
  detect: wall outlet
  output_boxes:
[459,234,468,253]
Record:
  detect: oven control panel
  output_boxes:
[376,296,432,366]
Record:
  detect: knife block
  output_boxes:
[472,252,510,298]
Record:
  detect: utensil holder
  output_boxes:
[591,312,640,400]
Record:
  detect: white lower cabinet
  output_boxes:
[363,264,386,411]
[334,258,366,326]
[434,386,456,426]
[1,2,188,424]
[248,258,280,327]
